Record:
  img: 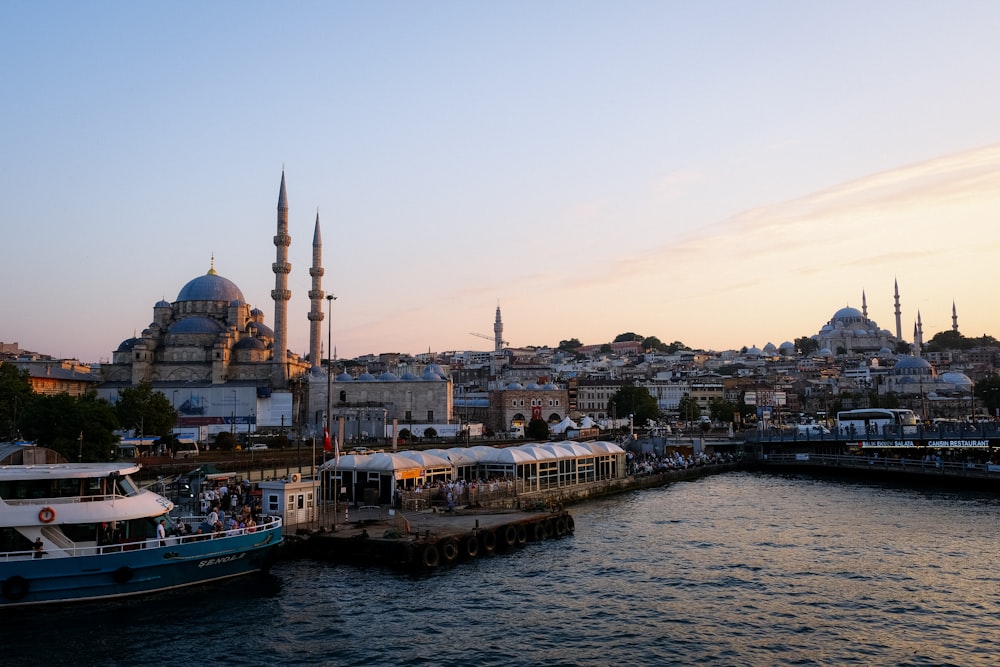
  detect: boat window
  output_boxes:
[0,527,33,554]
[117,475,139,497]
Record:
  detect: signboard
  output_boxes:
[744,391,756,406]
[927,440,990,448]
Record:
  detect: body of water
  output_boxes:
[4,471,998,666]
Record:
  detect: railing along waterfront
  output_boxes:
[744,422,1000,445]
[758,452,1000,479]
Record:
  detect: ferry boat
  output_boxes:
[0,459,282,607]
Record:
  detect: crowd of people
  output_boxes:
[625,449,739,476]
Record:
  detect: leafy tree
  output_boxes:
[708,397,739,424]
[558,338,583,351]
[526,417,550,440]
[21,391,118,461]
[614,332,644,343]
[974,375,1000,416]
[607,385,659,427]
[0,364,35,440]
[599,343,612,354]
[214,431,237,451]
[115,382,177,440]
[643,336,668,352]
[925,330,966,352]
[794,336,819,355]
[677,393,701,422]
[664,341,690,354]
[893,341,911,355]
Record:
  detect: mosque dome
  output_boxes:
[892,355,932,372]
[169,317,224,335]
[176,269,246,303]
[117,337,141,352]
[423,364,447,380]
[525,382,540,390]
[543,383,558,390]
[336,372,354,381]
[939,371,973,388]
[779,341,796,353]
[831,306,865,324]
[400,371,418,381]
[507,382,524,390]
[247,321,274,338]
[357,372,376,381]
[233,337,266,351]
[379,372,400,381]
[155,299,171,309]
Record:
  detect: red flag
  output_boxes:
[323,426,332,452]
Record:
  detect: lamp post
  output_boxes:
[326,294,337,529]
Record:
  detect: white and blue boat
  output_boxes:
[0,460,282,607]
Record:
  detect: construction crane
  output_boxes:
[469,332,508,347]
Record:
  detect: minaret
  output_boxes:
[861,290,868,320]
[271,171,292,388]
[307,211,325,374]
[492,304,504,379]
[912,322,919,356]
[893,279,902,342]
[952,301,959,332]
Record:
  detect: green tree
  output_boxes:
[614,332,644,343]
[664,341,689,354]
[974,375,1000,416]
[115,382,177,440]
[214,431,237,451]
[677,393,701,423]
[21,391,118,461]
[643,336,668,352]
[526,417,550,440]
[608,385,659,427]
[0,363,35,440]
[708,397,738,424]
[558,338,583,351]
[794,336,819,355]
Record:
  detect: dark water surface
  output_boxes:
[4,472,998,666]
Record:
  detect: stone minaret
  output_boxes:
[893,279,902,342]
[952,300,959,332]
[307,211,325,374]
[861,290,868,320]
[492,305,504,379]
[271,171,292,388]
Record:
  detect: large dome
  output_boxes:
[176,269,245,303]
[831,306,864,324]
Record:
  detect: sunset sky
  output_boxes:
[4,2,1000,363]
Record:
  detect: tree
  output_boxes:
[794,336,819,355]
[0,364,35,440]
[21,391,118,461]
[214,431,237,451]
[677,393,701,423]
[607,385,659,427]
[643,336,668,352]
[558,338,583,352]
[708,397,738,424]
[115,382,177,440]
[614,332,644,343]
[526,418,550,440]
[974,375,1000,416]
[664,341,690,354]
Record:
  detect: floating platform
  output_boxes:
[284,509,575,571]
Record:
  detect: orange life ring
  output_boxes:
[39,507,56,523]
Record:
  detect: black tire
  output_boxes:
[502,525,517,548]
[2,575,29,602]
[441,540,460,564]
[533,522,546,542]
[421,544,440,569]
[515,525,527,546]
[555,516,567,537]
[480,530,497,554]
[566,515,575,532]
[464,535,479,559]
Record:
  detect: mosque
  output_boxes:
[98,173,321,438]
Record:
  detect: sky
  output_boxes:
[4,2,1000,364]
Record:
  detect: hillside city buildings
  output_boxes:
[3,174,997,444]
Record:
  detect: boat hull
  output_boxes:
[0,525,282,607]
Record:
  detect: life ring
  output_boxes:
[421,544,440,569]
[2,575,29,602]
[38,507,56,524]
[441,540,460,564]
[533,523,546,542]
[463,535,480,559]
[112,566,134,584]
[502,525,517,548]
[480,530,497,554]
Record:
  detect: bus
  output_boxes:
[836,408,918,437]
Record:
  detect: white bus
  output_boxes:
[836,408,918,437]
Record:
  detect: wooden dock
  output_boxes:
[282,507,575,571]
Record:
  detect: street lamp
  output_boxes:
[326,294,337,529]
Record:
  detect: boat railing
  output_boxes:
[4,493,128,506]
[0,515,283,562]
